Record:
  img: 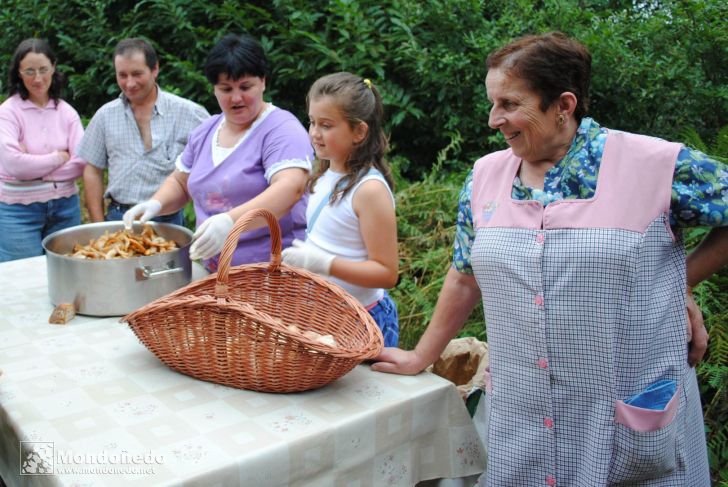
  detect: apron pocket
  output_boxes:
[607,387,680,484]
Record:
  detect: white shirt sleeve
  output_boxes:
[264,155,312,183]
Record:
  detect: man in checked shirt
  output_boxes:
[78,38,209,225]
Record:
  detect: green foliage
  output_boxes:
[577,1,728,142]
[694,270,728,483]
[0,1,725,178]
[392,133,485,347]
[1,0,726,480]
[183,201,196,230]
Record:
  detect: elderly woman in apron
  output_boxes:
[373,32,726,486]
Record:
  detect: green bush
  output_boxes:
[390,138,485,347]
[1,0,726,481]
[1,0,725,177]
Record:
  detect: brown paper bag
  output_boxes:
[427,336,489,401]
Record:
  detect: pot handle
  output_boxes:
[135,263,185,281]
[215,208,281,299]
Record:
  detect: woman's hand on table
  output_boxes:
[370,348,429,375]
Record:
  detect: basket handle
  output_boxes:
[215,208,282,299]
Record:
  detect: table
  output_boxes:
[0,256,485,486]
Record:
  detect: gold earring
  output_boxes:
[558,114,565,127]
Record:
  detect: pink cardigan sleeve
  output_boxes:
[0,102,67,180]
[44,103,86,181]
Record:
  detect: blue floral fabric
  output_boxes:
[453,118,728,274]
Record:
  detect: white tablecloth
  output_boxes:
[0,256,485,486]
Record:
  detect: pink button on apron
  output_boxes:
[535,295,545,306]
[536,233,545,244]
[546,475,556,486]
[537,358,548,369]
[544,417,554,429]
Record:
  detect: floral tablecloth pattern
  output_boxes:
[0,256,485,486]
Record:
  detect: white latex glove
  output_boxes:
[123,199,162,230]
[189,213,234,261]
[281,239,336,275]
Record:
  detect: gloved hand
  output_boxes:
[189,213,234,261]
[123,199,162,230]
[281,239,336,275]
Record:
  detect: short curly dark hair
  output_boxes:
[203,34,269,85]
[486,32,592,121]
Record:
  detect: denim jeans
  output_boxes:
[0,194,82,262]
[368,291,399,347]
[105,200,185,227]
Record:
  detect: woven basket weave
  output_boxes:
[122,208,383,393]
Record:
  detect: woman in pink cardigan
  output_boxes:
[0,38,86,261]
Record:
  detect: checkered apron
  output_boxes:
[470,131,710,486]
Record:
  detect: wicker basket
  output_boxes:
[122,208,383,393]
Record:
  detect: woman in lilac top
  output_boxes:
[124,34,311,271]
[0,38,86,262]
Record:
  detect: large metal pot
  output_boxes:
[42,221,193,316]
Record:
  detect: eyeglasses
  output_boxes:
[20,67,52,77]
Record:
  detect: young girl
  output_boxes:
[281,72,399,346]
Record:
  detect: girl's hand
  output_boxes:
[57,150,70,163]
[281,239,336,275]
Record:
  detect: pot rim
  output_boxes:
[42,221,193,261]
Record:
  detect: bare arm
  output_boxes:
[150,170,191,215]
[684,226,728,365]
[686,226,728,287]
[329,179,398,288]
[226,167,307,225]
[83,164,105,222]
[371,268,482,375]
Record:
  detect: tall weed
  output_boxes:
[0,0,725,178]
